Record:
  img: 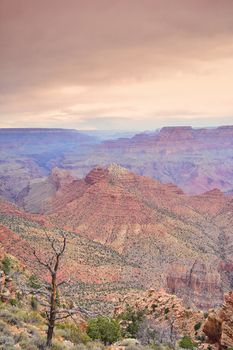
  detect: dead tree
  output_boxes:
[33,230,68,348]
[30,228,97,348]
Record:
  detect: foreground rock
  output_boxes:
[115,289,206,344]
[203,291,233,348]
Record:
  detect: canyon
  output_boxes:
[1,126,233,205]
[0,126,233,320]
[0,164,233,312]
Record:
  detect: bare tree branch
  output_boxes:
[57,235,67,257]
[55,314,73,321]
[33,249,53,273]
[57,278,71,287]
[45,231,60,256]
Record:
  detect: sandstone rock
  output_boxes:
[114,289,205,342]
[1,288,11,302]
[219,292,233,348]
[203,313,222,344]
[0,270,6,293]
[203,292,233,348]
[0,261,15,302]
[5,277,14,293]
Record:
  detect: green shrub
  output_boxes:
[0,308,23,326]
[179,336,197,349]
[18,337,39,350]
[164,308,169,315]
[14,309,44,325]
[51,340,66,350]
[30,296,38,311]
[9,299,17,307]
[28,274,41,290]
[87,316,121,345]
[56,322,90,344]
[194,322,202,331]
[118,306,145,338]
[18,333,46,350]
[1,256,13,275]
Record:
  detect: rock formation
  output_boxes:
[203,292,233,348]
[219,292,233,348]
[115,289,205,344]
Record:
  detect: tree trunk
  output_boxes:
[46,322,55,348]
[46,273,57,348]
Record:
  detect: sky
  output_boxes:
[1,0,233,130]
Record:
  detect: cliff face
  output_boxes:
[17,167,78,213]
[166,262,224,309]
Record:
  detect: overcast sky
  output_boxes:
[1,0,233,130]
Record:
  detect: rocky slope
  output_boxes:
[115,288,233,349]
[0,198,140,314]
[114,289,206,344]
[9,165,233,310]
[0,249,232,350]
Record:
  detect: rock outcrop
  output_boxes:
[219,292,233,348]
[0,250,16,303]
[115,289,205,343]
[203,292,233,348]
